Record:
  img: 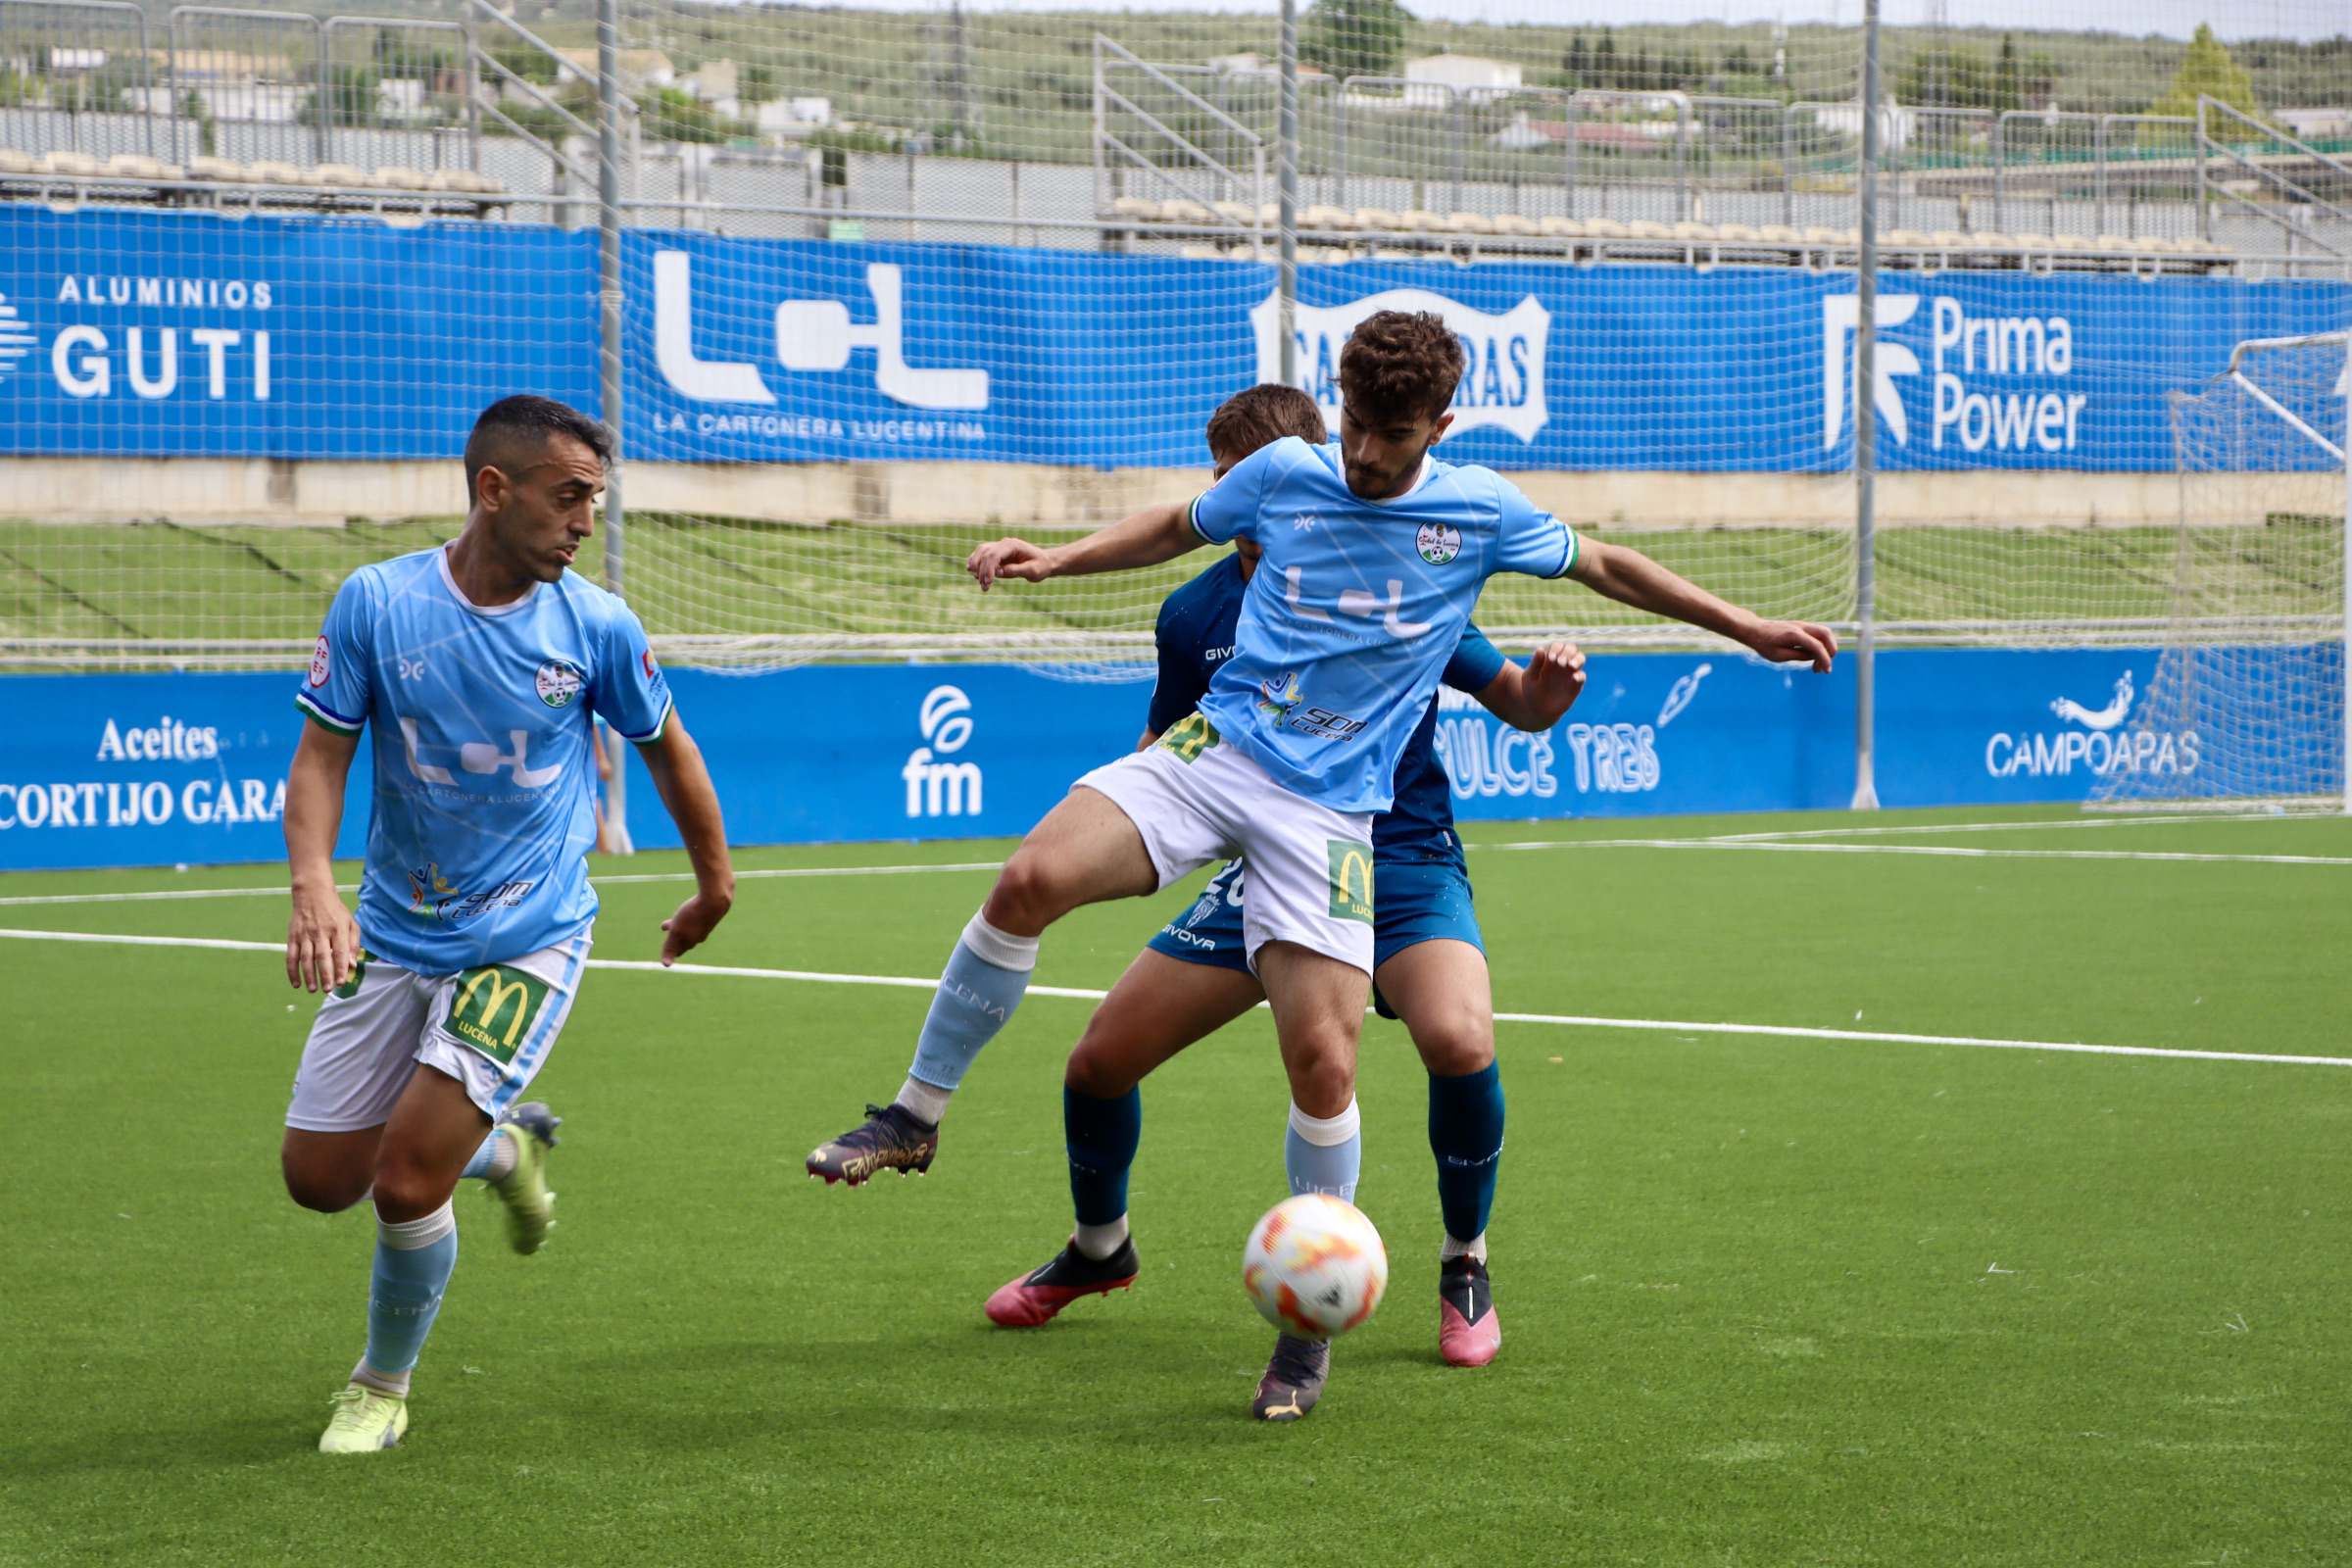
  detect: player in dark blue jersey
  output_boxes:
[980,386,1586,1407]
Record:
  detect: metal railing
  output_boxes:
[1092,33,1266,233]
[2198,94,2352,259]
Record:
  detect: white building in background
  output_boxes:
[1404,54,1520,107]
[2277,107,2352,142]
[756,97,831,139]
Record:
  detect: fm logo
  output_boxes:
[904,684,983,818]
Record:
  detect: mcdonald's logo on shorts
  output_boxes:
[1155,710,1220,763]
[1326,841,1375,925]
[447,963,551,1067]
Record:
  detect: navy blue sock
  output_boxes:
[1428,1063,1505,1245]
[1065,1085,1143,1227]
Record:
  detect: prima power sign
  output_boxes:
[0,206,2342,470]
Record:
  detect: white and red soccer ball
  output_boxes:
[1242,1194,1388,1341]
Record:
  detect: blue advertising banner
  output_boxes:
[1,207,2341,470]
[0,207,596,459]
[0,647,2316,872]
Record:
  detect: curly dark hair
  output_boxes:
[1338,311,1465,425]
[1204,382,1328,464]
[465,394,613,504]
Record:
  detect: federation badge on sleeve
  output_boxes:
[308,634,331,687]
[535,660,582,709]
[642,648,660,679]
[1416,521,1461,565]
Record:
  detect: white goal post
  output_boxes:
[2087,329,2350,814]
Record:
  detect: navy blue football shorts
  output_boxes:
[1147,855,1483,977]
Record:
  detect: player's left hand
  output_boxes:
[659,890,731,966]
[1523,640,1587,720]
[1745,619,1838,672]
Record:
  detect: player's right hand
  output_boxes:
[966,536,1054,590]
[287,884,363,993]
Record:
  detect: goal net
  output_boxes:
[2087,331,2348,810]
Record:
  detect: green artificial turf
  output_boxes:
[4,806,2350,1565]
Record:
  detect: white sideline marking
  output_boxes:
[1490,840,2352,866]
[0,860,1007,908]
[5,926,2344,1069]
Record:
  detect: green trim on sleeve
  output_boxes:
[1187,494,1214,543]
[293,692,364,736]
[1554,525,1582,579]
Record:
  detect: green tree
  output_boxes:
[1300,0,1413,82]
[640,84,729,143]
[2149,23,2262,124]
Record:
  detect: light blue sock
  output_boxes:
[459,1127,508,1180]
[905,911,1040,1102]
[363,1200,459,1382]
[1284,1098,1362,1203]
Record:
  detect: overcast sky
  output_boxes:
[795,0,2348,43]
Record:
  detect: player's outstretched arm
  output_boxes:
[1473,641,1587,732]
[1568,539,1838,672]
[634,715,736,966]
[284,720,364,993]
[966,502,1200,590]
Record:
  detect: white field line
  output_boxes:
[5,925,2344,1069]
[0,860,1008,907]
[1484,839,2352,866]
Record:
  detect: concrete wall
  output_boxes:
[11,455,2325,531]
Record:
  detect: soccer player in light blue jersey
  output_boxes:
[280,396,735,1454]
[809,313,1835,1418]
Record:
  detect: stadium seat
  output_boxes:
[1583,217,1630,238]
[104,153,181,180]
[1258,202,1281,225]
[1212,199,1260,226]
[429,169,505,194]
[1672,220,1717,240]
[1444,211,1493,234]
[0,149,38,173]
[247,161,307,185]
[1970,230,2016,247]
[1626,220,1675,240]
[1713,222,1761,241]
[2132,236,2180,253]
[1352,207,1398,229]
[1756,223,1803,243]
[1107,195,1158,220]
[312,164,376,188]
[1178,244,1225,260]
[2009,231,2054,249]
[41,150,105,175]
[373,166,430,191]
[187,156,246,181]
[1300,204,1353,230]
[1489,213,1540,236]
[2092,233,2134,251]
[1803,225,1855,245]
[1882,228,1929,247]
[1157,197,1213,223]
[1537,216,1585,237]
[1929,229,1970,247]
[1396,209,1448,232]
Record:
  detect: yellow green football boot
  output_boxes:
[484,1102,562,1255]
[318,1384,409,1453]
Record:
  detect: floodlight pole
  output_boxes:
[1850,0,1884,813]
[1277,0,1298,388]
[597,0,634,854]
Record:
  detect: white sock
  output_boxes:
[894,1075,952,1125]
[1441,1232,1488,1263]
[484,1129,519,1183]
[1074,1215,1130,1261]
[375,1199,457,1250]
[350,1359,411,1398]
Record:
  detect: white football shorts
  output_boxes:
[1074,712,1376,974]
[285,934,591,1133]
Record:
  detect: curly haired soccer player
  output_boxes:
[975,384,1582,1388]
[808,312,1837,1420]
[281,396,734,1454]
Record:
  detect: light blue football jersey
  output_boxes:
[1188,438,1578,814]
[294,547,672,975]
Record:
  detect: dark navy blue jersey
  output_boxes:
[1147,553,1507,864]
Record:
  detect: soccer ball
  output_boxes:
[1242,1194,1389,1341]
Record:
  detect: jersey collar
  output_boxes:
[1359,453,1437,508]
[436,544,542,617]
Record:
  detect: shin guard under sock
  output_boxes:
[1428,1062,1504,1247]
[361,1200,458,1386]
[1065,1085,1143,1256]
[904,912,1040,1113]
[1283,1099,1362,1202]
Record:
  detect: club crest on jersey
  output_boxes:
[1257,670,1304,721]
[308,634,330,687]
[1416,521,1461,565]
[535,660,582,709]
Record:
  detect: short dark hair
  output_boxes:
[465,395,612,504]
[1204,382,1327,464]
[1338,311,1464,425]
